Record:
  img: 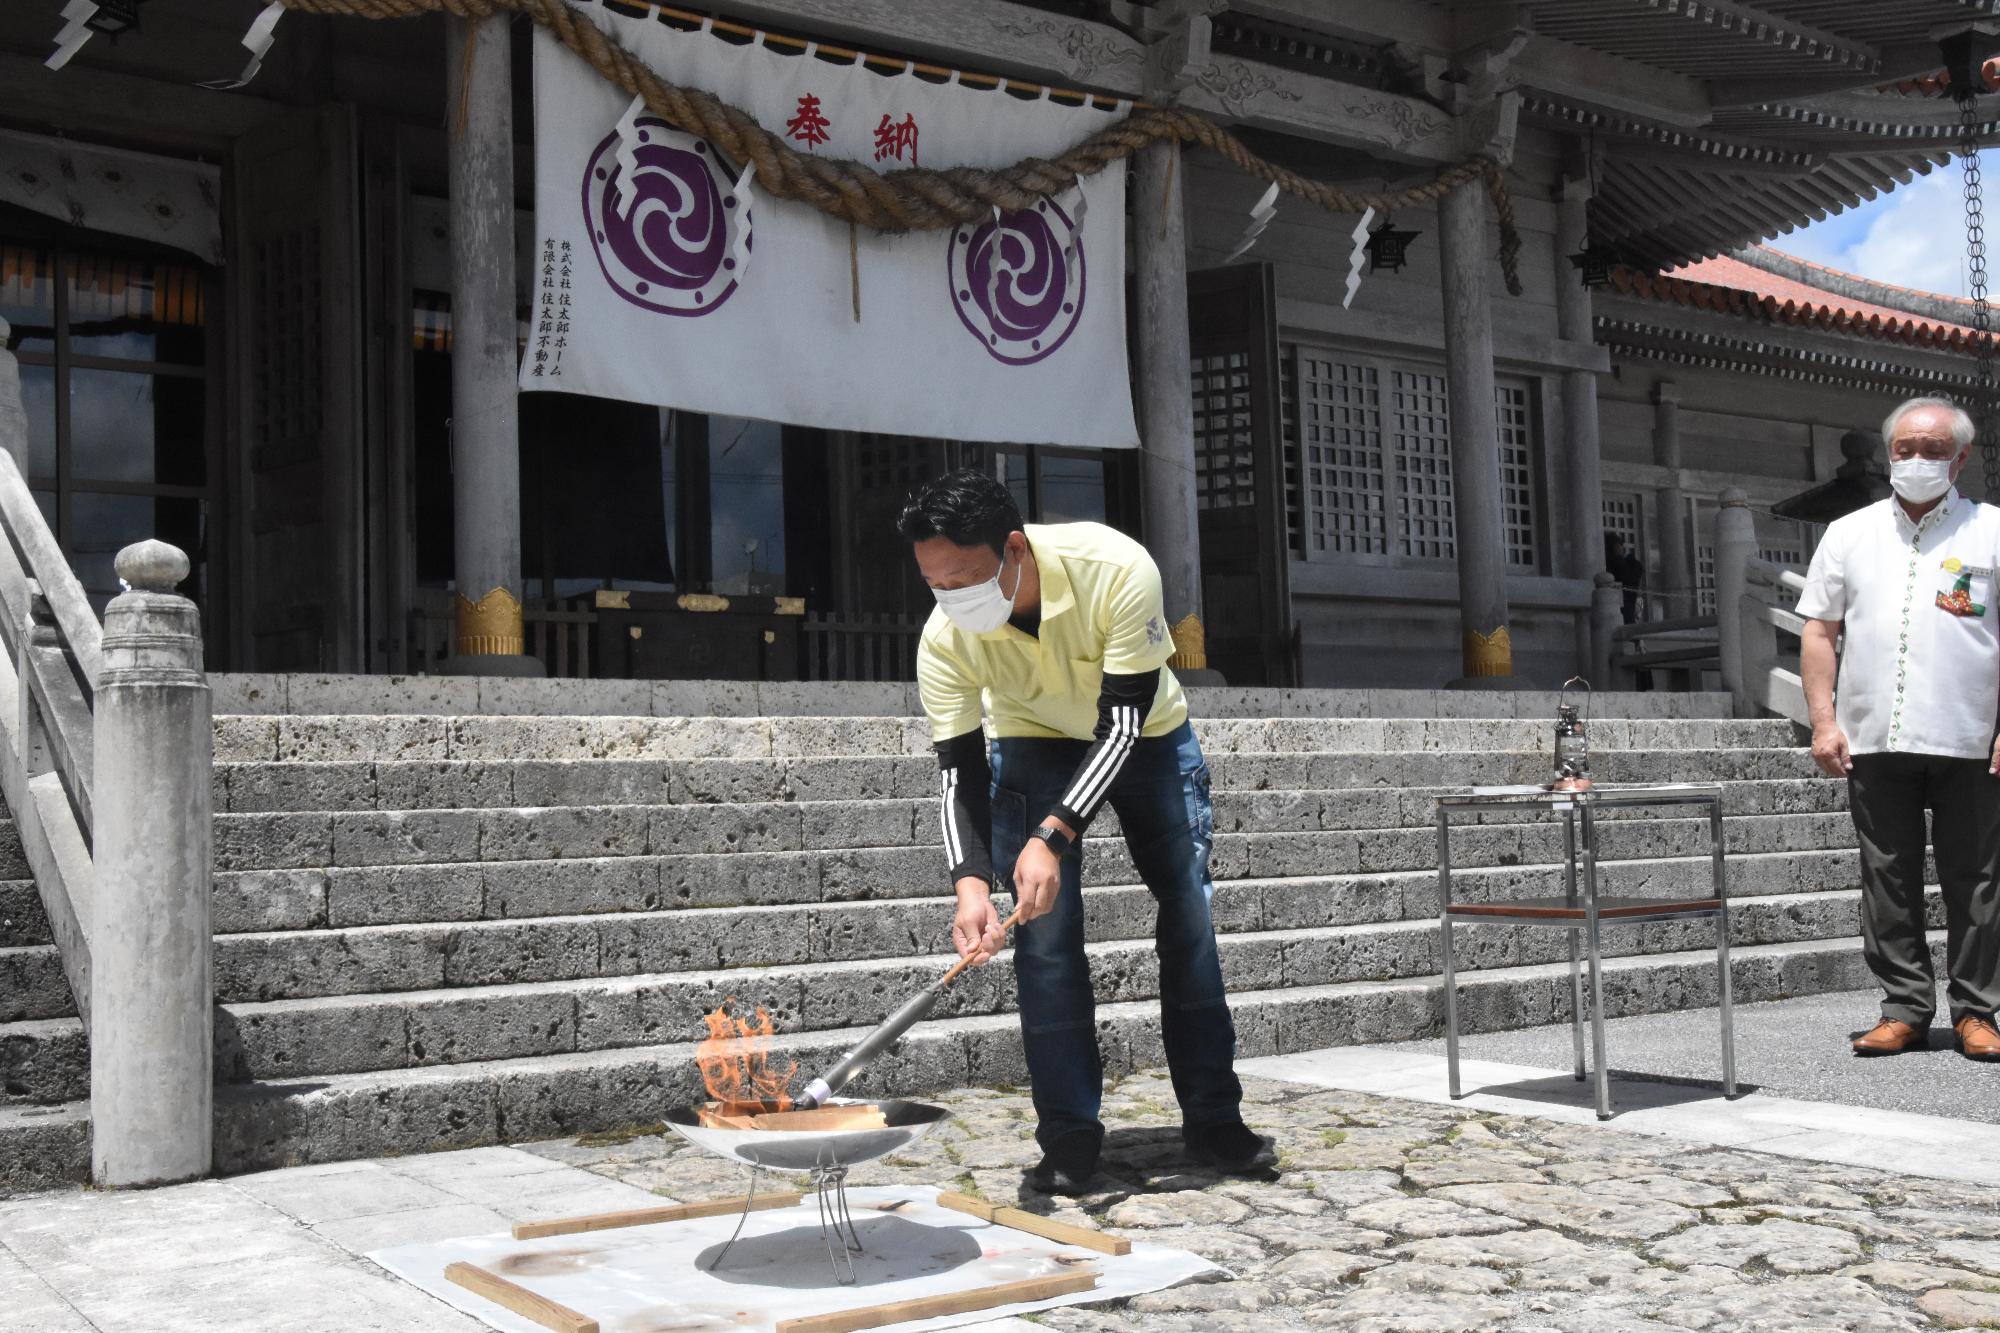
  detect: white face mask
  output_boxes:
[1891,457,1956,505]
[932,551,1019,633]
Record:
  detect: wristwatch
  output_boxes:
[1029,824,1074,859]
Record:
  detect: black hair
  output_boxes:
[897,468,1022,557]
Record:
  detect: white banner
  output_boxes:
[524,4,1138,449]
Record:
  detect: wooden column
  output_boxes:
[1437,177,1512,679]
[1652,381,1693,613]
[1555,172,1604,584]
[1132,140,1206,668]
[445,16,533,674]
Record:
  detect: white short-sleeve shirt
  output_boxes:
[1797,490,2000,759]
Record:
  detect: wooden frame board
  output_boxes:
[934,1191,1132,1256]
[444,1261,599,1333]
[511,1192,805,1241]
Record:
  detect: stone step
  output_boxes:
[201,844,1875,1006]
[187,884,1901,1083]
[0,945,74,1023]
[0,880,50,948]
[0,1100,89,1193]
[206,837,1872,940]
[212,674,1740,722]
[206,800,1852,884]
[192,928,1925,1176]
[212,763,1852,838]
[1,1017,87,1104]
[216,746,1817,814]
[211,714,1797,765]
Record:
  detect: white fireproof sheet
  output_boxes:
[369,1184,1220,1332]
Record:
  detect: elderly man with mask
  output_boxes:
[1799,396,2000,1061]
[897,468,1270,1194]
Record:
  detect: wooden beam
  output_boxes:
[1708,41,1947,108]
[443,1263,598,1333]
[936,1191,1133,1255]
[677,0,1149,94]
[1224,0,1446,49]
[510,1191,805,1241]
[1611,0,1879,69]
[774,1272,1098,1333]
[0,51,280,153]
[1176,60,1466,164]
[1509,36,1711,127]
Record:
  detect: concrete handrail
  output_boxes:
[0,317,212,1189]
[1719,489,1809,726]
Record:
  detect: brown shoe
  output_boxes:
[1955,1016,2000,1062]
[1852,1018,1928,1056]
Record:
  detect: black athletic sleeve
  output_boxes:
[1049,668,1158,833]
[935,728,994,885]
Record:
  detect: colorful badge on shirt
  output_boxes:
[1936,557,1992,618]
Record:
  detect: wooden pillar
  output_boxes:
[1437,177,1512,679]
[1132,140,1205,668]
[1555,174,1604,584]
[1652,381,1693,614]
[445,16,534,674]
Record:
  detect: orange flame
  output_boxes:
[696,999,796,1113]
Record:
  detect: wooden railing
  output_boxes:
[799,611,921,682]
[408,600,597,677]
[0,316,212,1187]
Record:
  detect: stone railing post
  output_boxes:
[1714,488,1756,715]
[90,540,212,1187]
[1590,572,1622,690]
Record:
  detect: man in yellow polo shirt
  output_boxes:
[899,468,1268,1195]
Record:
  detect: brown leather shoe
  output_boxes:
[1852,1018,1928,1056]
[1955,1016,2000,1062]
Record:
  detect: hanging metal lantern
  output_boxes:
[1567,243,1620,290]
[1548,676,1593,793]
[86,0,143,34]
[1365,221,1422,272]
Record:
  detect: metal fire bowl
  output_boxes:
[664,1099,950,1173]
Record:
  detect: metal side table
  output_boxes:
[1436,783,1737,1119]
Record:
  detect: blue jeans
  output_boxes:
[990,721,1243,1154]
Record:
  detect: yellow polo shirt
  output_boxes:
[918,522,1188,742]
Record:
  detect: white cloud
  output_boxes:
[1777,160,1980,296]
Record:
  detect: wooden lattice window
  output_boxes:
[1602,493,1643,552]
[1191,351,1257,510]
[1494,383,1538,568]
[1391,368,1454,561]
[1294,353,1386,556]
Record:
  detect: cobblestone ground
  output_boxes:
[521,1072,2000,1332]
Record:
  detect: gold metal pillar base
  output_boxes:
[1461,626,1513,678]
[1166,613,1207,670]
[455,586,525,657]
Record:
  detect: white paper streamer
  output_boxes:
[46,0,97,71]
[1342,206,1377,309]
[1062,178,1087,288]
[198,1,285,90]
[726,158,755,279]
[985,203,1005,327]
[612,94,648,220]
[1224,181,1280,264]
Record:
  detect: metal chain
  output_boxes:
[1960,93,2000,500]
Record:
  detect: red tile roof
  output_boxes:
[1612,252,1991,352]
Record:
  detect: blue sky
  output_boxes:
[1765,151,1989,295]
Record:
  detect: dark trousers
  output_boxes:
[990,721,1243,1155]
[1848,752,2000,1026]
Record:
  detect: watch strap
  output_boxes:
[1030,824,1074,858]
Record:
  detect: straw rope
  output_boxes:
[276,0,1524,294]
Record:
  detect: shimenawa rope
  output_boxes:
[276,0,1525,295]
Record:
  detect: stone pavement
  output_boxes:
[7,1066,2000,1331]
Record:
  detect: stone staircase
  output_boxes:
[1,678,1923,1191]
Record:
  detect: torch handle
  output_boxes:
[936,905,1025,990]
